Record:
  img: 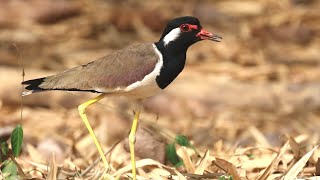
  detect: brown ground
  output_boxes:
[0,0,320,179]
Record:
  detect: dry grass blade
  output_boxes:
[256,141,290,180]
[213,158,241,180]
[86,169,104,180]
[248,126,271,148]
[10,155,28,179]
[282,145,319,180]
[46,153,57,180]
[148,168,171,179]
[101,173,115,180]
[307,177,320,180]
[194,150,210,175]
[179,146,196,173]
[80,139,122,177]
[112,158,165,177]
[26,144,46,163]
[182,173,227,179]
[25,159,49,170]
[288,136,301,159]
[173,169,187,180]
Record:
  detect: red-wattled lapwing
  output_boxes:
[22,16,221,179]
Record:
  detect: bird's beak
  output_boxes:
[196,29,222,42]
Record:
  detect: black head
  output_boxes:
[157,16,222,53]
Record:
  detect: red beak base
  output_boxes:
[196,29,222,42]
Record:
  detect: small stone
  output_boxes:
[123,123,166,164]
[37,138,65,164]
[31,0,81,24]
[316,157,320,176]
[0,126,14,141]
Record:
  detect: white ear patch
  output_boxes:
[163,28,181,46]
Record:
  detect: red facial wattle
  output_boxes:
[180,24,198,32]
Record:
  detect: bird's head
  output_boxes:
[158,16,222,51]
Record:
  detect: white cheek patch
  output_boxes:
[163,28,181,46]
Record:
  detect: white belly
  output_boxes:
[120,81,162,99]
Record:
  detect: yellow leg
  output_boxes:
[129,110,140,180]
[78,94,109,171]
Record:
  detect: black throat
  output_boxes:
[154,40,189,89]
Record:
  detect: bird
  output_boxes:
[22,16,222,179]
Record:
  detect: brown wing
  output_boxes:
[30,43,158,93]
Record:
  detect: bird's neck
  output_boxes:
[155,40,189,55]
[154,41,189,89]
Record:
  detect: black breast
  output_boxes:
[155,50,187,89]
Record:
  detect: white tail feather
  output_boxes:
[22,90,34,96]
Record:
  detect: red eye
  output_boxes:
[180,24,190,32]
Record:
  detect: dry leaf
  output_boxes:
[213,158,241,180]
[282,145,319,180]
[112,158,165,177]
[173,168,187,180]
[241,154,277,170]
[148,168,171,179]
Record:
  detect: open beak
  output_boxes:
[196,29,222,42]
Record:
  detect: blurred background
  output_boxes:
[0,0,319,179]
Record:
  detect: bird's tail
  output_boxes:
[21,77,46,96]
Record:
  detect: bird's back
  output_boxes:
[22,43,160,95]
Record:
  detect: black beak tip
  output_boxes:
[212,35,222,42]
